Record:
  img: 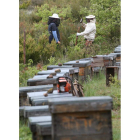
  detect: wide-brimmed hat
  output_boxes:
[49,13,60,19]
[86,15,95,19]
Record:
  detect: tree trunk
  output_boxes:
[23,29,26,64]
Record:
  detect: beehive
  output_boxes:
[79,58,93,78]
[63,60,91,81]
[47,65,74,70]
[48,96,113,140]
[19,85,53,106]
[27,90,69,104]
[31,94,74,106]
[36,122,52,140]
[24,105,50,119]
[28,116,51,140]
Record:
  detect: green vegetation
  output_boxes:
[19,0,31,9]
[83,72,121,110]
[19,0,120,64]
[83,72,121,140]
[19,71,121,140]
[19,0,120,139]
[19,120,32,140]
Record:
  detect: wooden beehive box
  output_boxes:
[63,60,91,81]
[115,62,121,66]
[52,67,79,81]
[92,56,104,67]
[47,65,74,70]
[19,85,53,106]
[36,122,52,140]
[52,68,74,81]
[27,91,49,104]
[108,54,117,66]
[27,90,69,104]
[79,58,93,78]
[114,46,121,53]
[27,73,69,89]
[37,70,69,77]
[28,116,51,140]
[96,55,112,66]
[110,53,121,62]
[48,96,113,140]
[47,65,79,81]
[19,106,29,118]
[24,105,50,119]
[31,94,75,106]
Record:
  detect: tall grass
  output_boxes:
[83,71,121,139]
[83,71,121,110]
[19,120,32,140]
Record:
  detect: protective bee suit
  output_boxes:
[48,13,61,44]
[77,15,96,45]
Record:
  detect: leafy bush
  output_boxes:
[19,0,121,65]
[19,0,31,9]
[19,59,41,87]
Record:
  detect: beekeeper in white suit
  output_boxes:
[76,15,96,46]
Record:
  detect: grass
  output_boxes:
[19,71,121,139]
[19,119,32,140]
[83,71,121,140]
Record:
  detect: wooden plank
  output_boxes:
[19,106,29,117]
[27,77,57,86]
[63,60,91,67]
[27,90,69,104]
[48,96,113,113]
[28,116,51,133]
[49,96,113,140]
[37,70,69,75]
[32,94,75,106]
[47,65,74,70]
[52,111,112,140]
[24,105,50,118]
[19,85,53,97]
[36,122,51,135]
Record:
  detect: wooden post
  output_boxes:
[23,29,26,64]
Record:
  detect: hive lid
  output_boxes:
[27,77,57,82]
[63,60,91,67]
[48,96,113,113]
[19,85,53,97]
[33,75,49,79]
[48,96,112,105]
[79,57,94,62]
[47,65,73,70]
[19,85,53,93]
[24,105,49,112]
[36,122,52,127]
[38,70,57,75]
[28,116,51,124]
[109,53,121,57]
[32,94,73,101]
[27,91,49,98]
[32,96,76,106]
[31,93,71,100]
[52,68,74,74]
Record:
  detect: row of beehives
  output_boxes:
[19,45,120,140]
[20,93,113,140]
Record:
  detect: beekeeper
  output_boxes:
[76,15,96,46]
[48,13,61,44]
